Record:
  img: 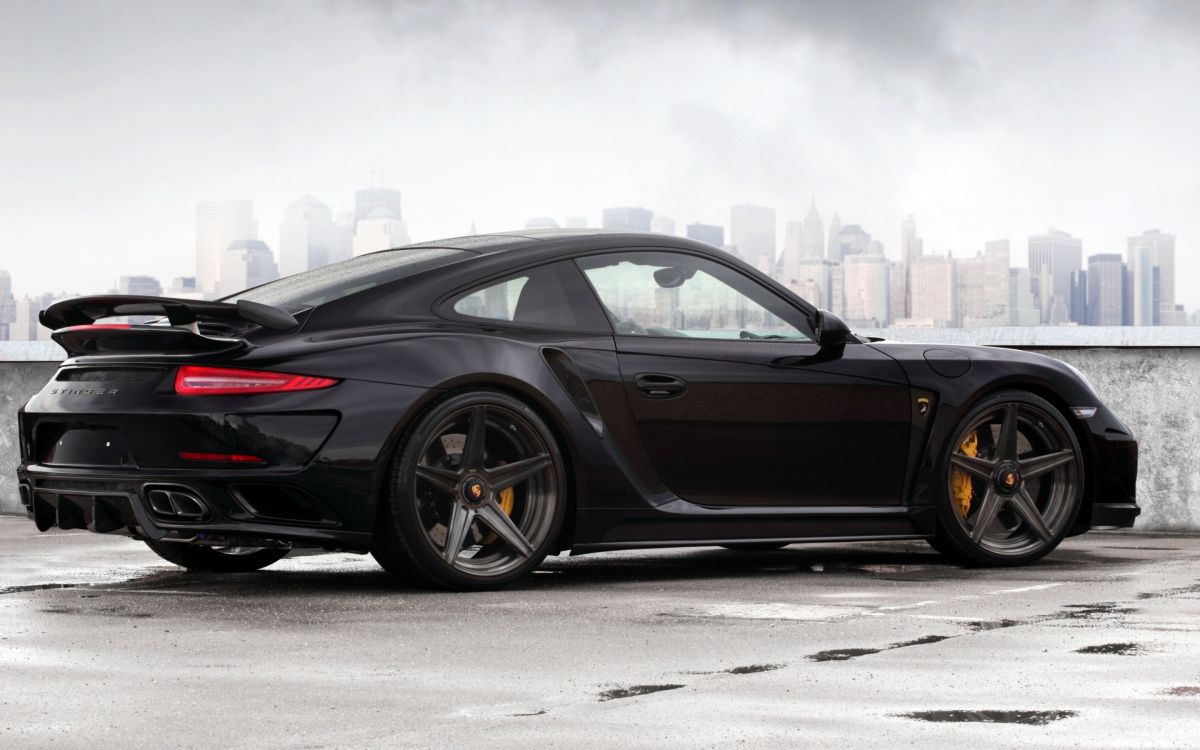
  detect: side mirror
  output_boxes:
[813,309,851,349]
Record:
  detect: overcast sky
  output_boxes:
[2,0,1198,308]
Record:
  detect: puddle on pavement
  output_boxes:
[1058,602,1138,620]
[1075,642,1143,656]
[1164,687,1200,697]
[899,710,1077,725]
[967,619,1022,631]
[598,684,685,702]
[725,663,784,675]
[809,634,953,662]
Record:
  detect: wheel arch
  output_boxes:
[367,372,582,553]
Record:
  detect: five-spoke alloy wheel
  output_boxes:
[373,390,567,590]
[931,390,1084,566]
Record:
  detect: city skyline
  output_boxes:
[2,2,1199,308]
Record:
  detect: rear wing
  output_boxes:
[39,295,298,332]
[39,295,299,357]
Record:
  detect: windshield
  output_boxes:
[225,247,471,309]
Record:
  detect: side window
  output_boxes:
[576,251,812,342]
[449,261,611,332]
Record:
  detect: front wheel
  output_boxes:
[372,390,568,591]
[930,390,1084,566]
[144,541,288,572]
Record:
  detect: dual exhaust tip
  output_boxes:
[146,488,209,520]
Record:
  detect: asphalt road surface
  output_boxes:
[1,516,1198,748]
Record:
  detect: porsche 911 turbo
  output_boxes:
[16,230,1139,589]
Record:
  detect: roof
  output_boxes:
[399,228,648,254]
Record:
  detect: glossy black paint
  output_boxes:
[16,230,1139,554]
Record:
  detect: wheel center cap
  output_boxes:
[994,462,1021,495]
[461,476,488,506]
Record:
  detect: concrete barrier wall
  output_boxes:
[2,348,1198,529]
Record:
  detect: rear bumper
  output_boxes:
[16,467,372,550]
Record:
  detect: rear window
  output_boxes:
[226,248,470,309]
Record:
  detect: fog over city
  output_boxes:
[2,0,1199,309]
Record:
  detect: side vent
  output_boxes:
[542,348,604,437]
[230,485,336,526]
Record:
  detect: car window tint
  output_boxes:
[576,251,811,342]
[451,262,609,331]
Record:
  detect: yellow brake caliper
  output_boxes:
[480,468,516,545]
[951,431,978,517]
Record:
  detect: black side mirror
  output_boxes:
[813,309,851,349]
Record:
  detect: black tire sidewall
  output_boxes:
[373,390,567,591]
[933,390,1084,567]
[143,540,288,572]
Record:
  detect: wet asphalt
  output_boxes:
[1,517,1198,748]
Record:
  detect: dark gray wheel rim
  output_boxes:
[412,404,559,578]
[948,402,1081,557]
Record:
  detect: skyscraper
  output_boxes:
[832,225,871,262]
[908,255,956,327]
[778,220,804,282]
[790,258,834,309]
[650,215,676,235]
[602,207,653,231]
[901,215,923,262]
[686,223,724,248]
[1009,268,1041,326]
[956,239,1010,327]
[116,275,162,297]
[730,204,776,273]
[196,200,257,296]
[1086,254,1125,326]
[354,187,403,224]
[1127,229,1175,325]
[218,240,278,297]
[279,195,335,277]
[826,213,842,261]
[1028,229,1083,324]
[801,200,825,259]
[0,270,14,341]
[842,254,889,326]
[353,206,410,255]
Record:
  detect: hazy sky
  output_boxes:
[2,0,1199,308]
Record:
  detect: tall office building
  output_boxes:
[907,255,956,327]
[602,207,653,231]
[353,206,410,255]
[0,270,14,341]
[779,220,804,282]
[901,215,923,262]
[842,254,890,326]
[354,187,403,224]
[1127,229,1175,325]
[650,215,676,235]
[826,213,842,261]
[218,240,278,297]
[833,225,871,262]
[1009,268,1041,326]
[888,261,908,324]
[956,239,1010,327]
[12,293,56,341]
[167,277,202,300]
[686,223,724,248]
[1086,253,1125,326]
[196,200,257,296]
[801,200,825,259]
[116,275,162,297]
[331,213,355,264]
[789,258,834,309]
[729,204,776,274]
[1028,229,1083,324]
[279,195,335,277]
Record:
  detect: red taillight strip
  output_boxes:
[178,451,266,464]
[174,365,338,396]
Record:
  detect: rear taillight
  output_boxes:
[174,365,338,396]
[178,451,266,464]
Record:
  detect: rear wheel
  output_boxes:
[144,541,288,572]
[930,390,1084,566]
[372,391,567,590]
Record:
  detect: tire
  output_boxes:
[372,390,568,591]
[144,541,288,572]
[929,389,1084,567]
[720,543,789,551]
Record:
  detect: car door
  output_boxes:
[575,249,911,508]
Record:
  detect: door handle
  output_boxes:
[634,373,687,399]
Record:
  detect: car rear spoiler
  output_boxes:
[38,295,299,357]
[39,295,298,331]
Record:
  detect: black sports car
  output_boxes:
[16,230,1139,589]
